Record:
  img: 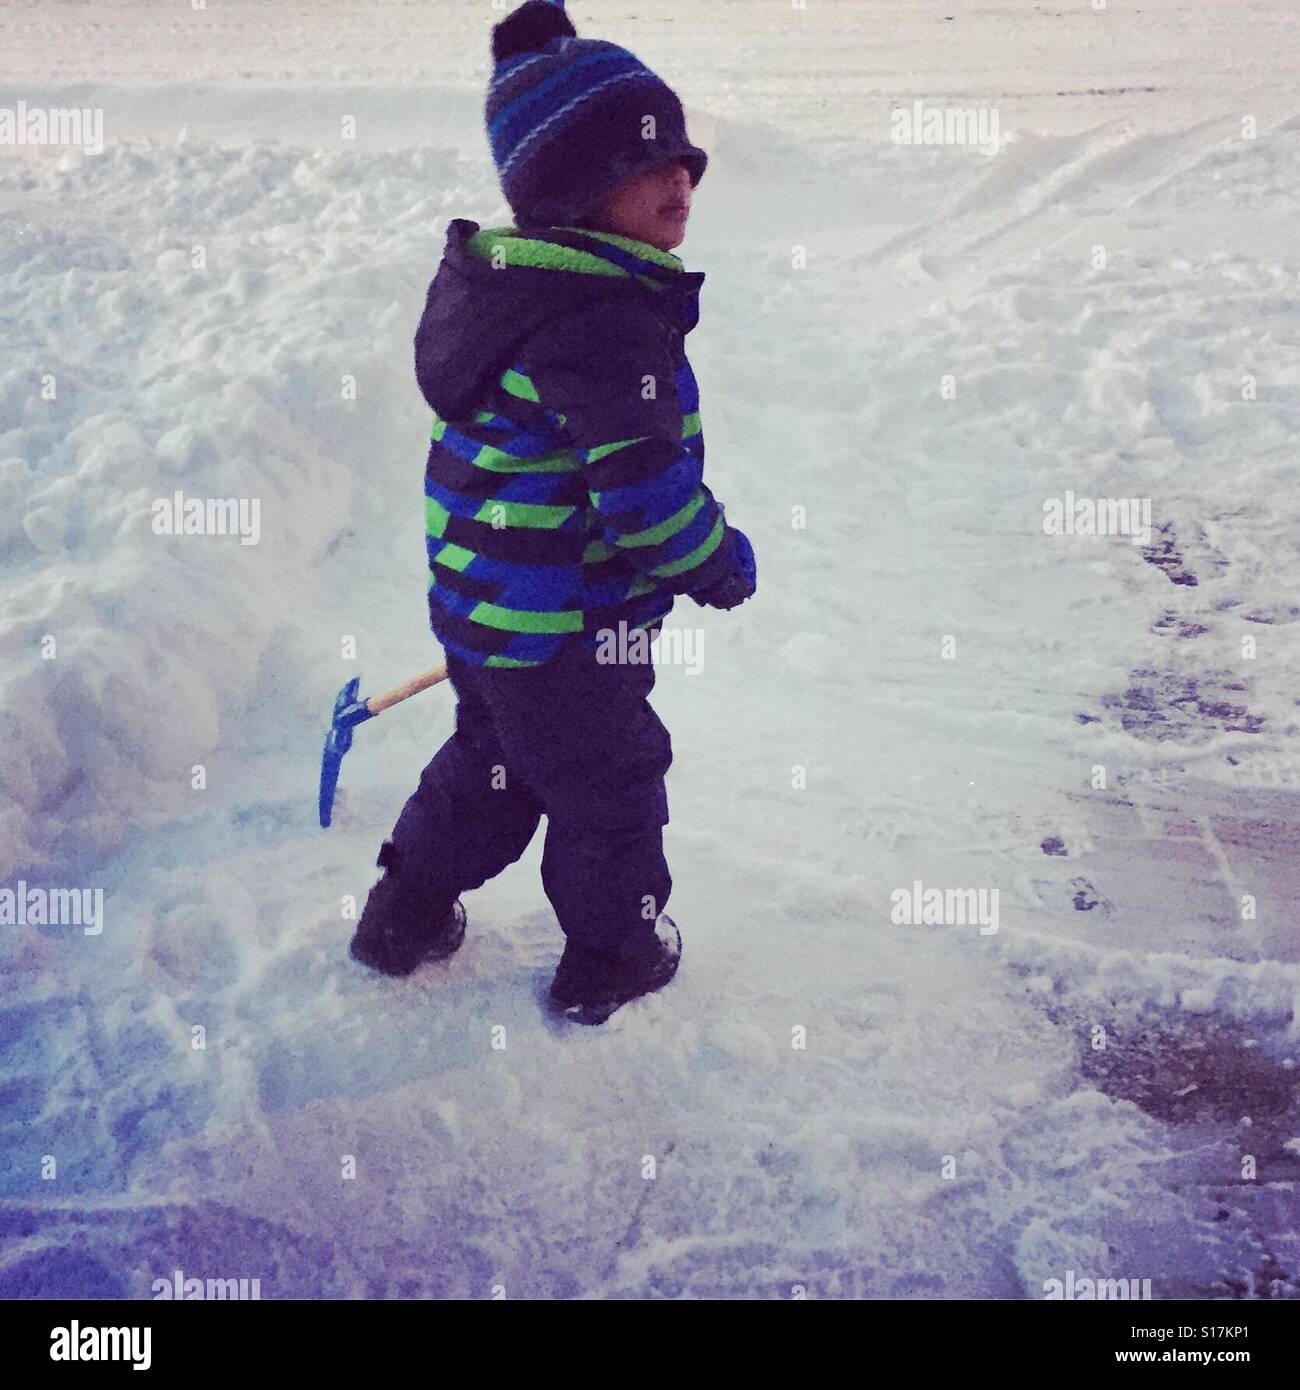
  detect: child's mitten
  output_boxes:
[690,526,756,611]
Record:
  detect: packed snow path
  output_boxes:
[1,1,1297,1297]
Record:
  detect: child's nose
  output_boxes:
[665,161,691,191]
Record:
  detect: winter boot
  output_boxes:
[548,915,681,1025]
[349,840,466,977]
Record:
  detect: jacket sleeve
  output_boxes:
[525,296,737,596]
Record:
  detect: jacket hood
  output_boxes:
[414,218,705,421]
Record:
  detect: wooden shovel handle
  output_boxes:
[365,663,449,716]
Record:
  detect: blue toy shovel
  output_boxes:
[319,663,449,827]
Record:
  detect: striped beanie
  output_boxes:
[486,0,708,228]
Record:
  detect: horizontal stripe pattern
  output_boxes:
[489,45,659,175]
[420,226,726,668]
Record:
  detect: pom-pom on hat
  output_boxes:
[486,0,708,227]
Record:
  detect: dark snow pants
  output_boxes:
[385,635,673,956]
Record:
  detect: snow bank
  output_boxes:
[0,135,483,875]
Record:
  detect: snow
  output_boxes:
[1,0,1299,1299]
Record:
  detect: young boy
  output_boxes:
[349,0,756,1025]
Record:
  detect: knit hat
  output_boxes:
[486,0,708,228]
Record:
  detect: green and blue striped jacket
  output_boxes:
[413,218,737,668]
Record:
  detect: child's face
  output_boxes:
[581,159,694,252]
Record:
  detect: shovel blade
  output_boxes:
[318,677,363,828]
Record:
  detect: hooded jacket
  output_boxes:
[413,218,741,668]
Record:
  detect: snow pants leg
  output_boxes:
[385,636,673,956]
[386,670,544,907]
